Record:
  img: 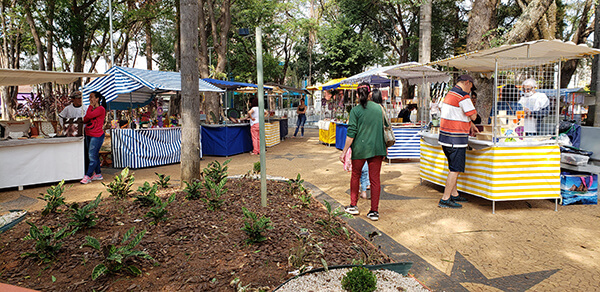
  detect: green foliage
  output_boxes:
[288,228,324,269]
[201,178,227,211]
[22,221,72,262]
[341,266,377,292]
[240,207,273,245]
[38,180,68,216]
[135,183,159,207]
[287,173,305,194]
[83,227,153,280]
[145,194,176,225]
[298,191,312,208]
[315,200,352,236]
[184,179,203,200]
[154,172,171,188]
[203,159,231,186]
[253,161,261,174]
[103,168,135,199]
[68,194,102,232]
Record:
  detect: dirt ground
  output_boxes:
[2,128,600,291]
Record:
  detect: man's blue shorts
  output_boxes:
[442,146,466,173]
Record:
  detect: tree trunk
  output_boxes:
[145,20,152,70]
[180,0,201,182]
[593,2,600,127]
[175,0,181,72]
[503,0,554,44]
[418,0,432,122]
[466,0,500,124]
[560,0,593,87]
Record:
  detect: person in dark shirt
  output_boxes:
[470,91,482,124]
[397,103,417,123]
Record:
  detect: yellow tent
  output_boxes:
[306,78,358,91]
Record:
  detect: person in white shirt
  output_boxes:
[58,91,88,127]
[518,79,550,135]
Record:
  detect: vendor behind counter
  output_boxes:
[397,103,417,123]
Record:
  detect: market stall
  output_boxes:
[201,124,252,156]
[0,69,105,189]
[387,125,421,160]
[335,122,348,150]
[318,120,336,146]
[82,66,224,168]
[264,119,280,147]
[419,39,600,213]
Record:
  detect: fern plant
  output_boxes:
[154,172,171,188]
[202,158,231,186]
[145,194,175,225]
[103,167,135,199]
[22,221,72,262]
[240,207,273,244]
[38,180,68,216]
[83,227,153,280]
[184,179,203,200]
[135,183,159,207]
[202,178,227,211]
[68,193,102,232]
[315,200,352,236]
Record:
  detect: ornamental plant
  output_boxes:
[103,167,135,199]
[68,194,102,232]
[22,221,72,263]
[38,180,68,216]
[287,173,306,194]
[203,159,231,186]
[145,194,175,225]
[341,266,377,292]
[315,200,352,236]
[240,207,273,244]
[135,183,159,207]
[184,179,203,200]
[83,227,153,280]
[202,177,227,211]
[154,172,171,188]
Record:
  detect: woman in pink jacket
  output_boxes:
[80,91,106,184]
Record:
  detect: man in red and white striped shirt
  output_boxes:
[437,74,479,208]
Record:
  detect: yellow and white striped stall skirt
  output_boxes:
[265,121,280,147]
[420,141,561,201]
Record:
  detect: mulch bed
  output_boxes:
[0,177,390,291]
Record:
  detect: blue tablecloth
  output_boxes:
[335,123,348,150]
[201,124,252,156]
[111,128,182,169]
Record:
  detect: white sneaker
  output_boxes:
[367,211,379,221]
[345,205,359,215]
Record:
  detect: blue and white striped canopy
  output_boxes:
[82,66,224,110]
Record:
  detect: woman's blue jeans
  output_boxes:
[360,162,370,191]
[294,114,307,136]
[85,133,105,177]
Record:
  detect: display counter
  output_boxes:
[201,123,252,156]
[269,117,288,140]
[0,137,84,190]
[111,128,182,169]
[265,120,280,147]
[419,132,560,213]
[318,120,336,145]
[387,124,421,161]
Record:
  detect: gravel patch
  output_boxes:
[277,268,429,292]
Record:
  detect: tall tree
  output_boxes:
[180,0,201,182]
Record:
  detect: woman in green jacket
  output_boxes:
[339,82,387,221]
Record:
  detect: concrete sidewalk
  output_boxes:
[1,128,598,291]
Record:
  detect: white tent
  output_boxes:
[428,39,600,72]
[0,68,105,86]
[340,62,450,86]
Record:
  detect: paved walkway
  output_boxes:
[2,128,599,291]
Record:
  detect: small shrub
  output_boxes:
[103,167,135,199]
[22,221,72,262]
[341,266,377,292]
[135,183,159,207]
[315,200,352,236]
[288,228,324,268]
[68,194,102,232]
[83,227,153,280]
[154,172,171,188]
[38,180,68,216]
[203,159,231,186]
[299,192,312,208]
[145,194,175,225]
[240,207,273,244]
[253,161,261,174]
[184,179,203,200]
[287,173,305,194]
[202,178,227,211]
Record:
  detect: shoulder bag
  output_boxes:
[380,105,395,148]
